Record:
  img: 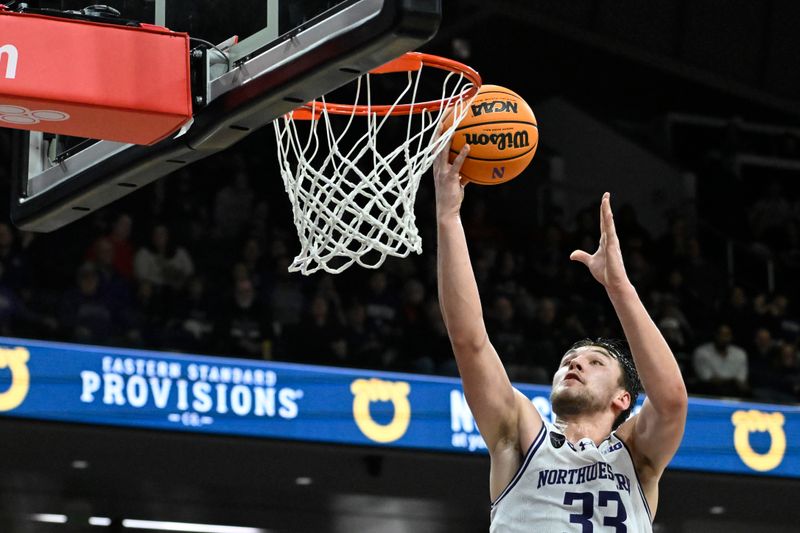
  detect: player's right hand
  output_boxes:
[433,142,470,221]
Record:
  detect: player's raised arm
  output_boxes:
[570,193,688,488]
[434,144,541,464]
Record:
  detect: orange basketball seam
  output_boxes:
[453,120,538,132]
[449,143,538,161]
[469,90,523,99]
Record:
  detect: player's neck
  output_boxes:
[554,414,614,446]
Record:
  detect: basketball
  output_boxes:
[443,84,538,185]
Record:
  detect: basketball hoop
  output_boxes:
[273,52,481,274]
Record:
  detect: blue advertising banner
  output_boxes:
[0,337,798,478]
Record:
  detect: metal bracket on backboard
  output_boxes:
[11,0,442,232]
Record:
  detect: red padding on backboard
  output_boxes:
[0,10,191,145]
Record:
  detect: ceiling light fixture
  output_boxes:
[121,519,266,533]
[89,516,112,526]
[29,514,68,523]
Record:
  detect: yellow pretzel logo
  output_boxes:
[0,347,31,412]
[731,409,786,472]
[351,378,411,443]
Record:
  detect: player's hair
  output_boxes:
[566,338,642,430]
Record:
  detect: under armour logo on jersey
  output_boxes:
[0,105,70,125]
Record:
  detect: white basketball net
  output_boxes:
[273,64,474,275]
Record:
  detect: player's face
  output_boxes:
[550,347,624,417]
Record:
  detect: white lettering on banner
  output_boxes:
[79,356,304,427]
[80,371,100,402]
[0,44,18,79]
[150,377,171,408]
[449,390,561,451]
[450,389,475,432]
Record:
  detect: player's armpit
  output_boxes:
[616,397,686,480]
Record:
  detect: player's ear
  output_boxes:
[612,389,631,412]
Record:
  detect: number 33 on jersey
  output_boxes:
[490,421,653,532]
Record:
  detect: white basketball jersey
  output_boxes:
[490,420,653,533]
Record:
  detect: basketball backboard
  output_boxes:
[5,0,442,231]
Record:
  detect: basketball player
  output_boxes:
[434,144,688,532]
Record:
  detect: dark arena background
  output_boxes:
[1,1,800,532]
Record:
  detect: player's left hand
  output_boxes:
[433,138,470,221]
[569,192,632,294]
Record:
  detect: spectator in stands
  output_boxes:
[653,294,694,370]
[397,279,433,373]
[0,261,25,336]
[134,223,195,293]
[766,293,800,344]
[492,250,535,320]
[692,323,749,397]
[312,274,346,326]
[655,215,691,268]
[748,327,779,396]
[752,341,800,403]
[90,213,135,279]
[266,255,305,331]
[527,297,569,378]
[719,286,753,340]
[748,180,793,247]
[341,301,386,369]
[59,263,114,344]
[240,237,266,291]
[409,299,459,376]
[624,249,656,296]
[779,222,800,295]
[216,277,270,359]
[213,167,254,241]
[362,271,400,341]
[529,224,565,295]
[287,295,344,366]
[487,295,546,383]
[0,222,27,290]
[164,275,216,354]
[773,343,800,401]
[91,237,132,313]
[120,280,163,348]
[615,203,652,253]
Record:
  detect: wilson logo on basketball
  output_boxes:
[463,130,530,151]
[0,346,30,412]
[470,100,517,116]
[350,378,411,443]
[0,44,18,79]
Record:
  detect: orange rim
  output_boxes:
[288,52,482,120]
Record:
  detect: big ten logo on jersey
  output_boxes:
[450,390,555,452]
[470,99,517,117]
[0,44,18,79]
[350,378,411,443]
[0,346,31,412]
[731,409,787,472]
